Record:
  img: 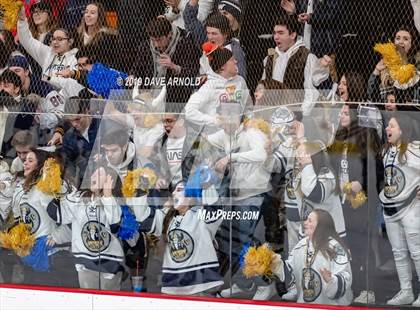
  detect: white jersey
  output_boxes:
[280,237,353,305]
[0,162,14,223]
[380,142,420,221]
[12,185,67,242]
[297,165,346,239]
[274,144,346,238]
[126,195,224,295]
[38,90,66,130]
[53,192,124,274]
[273,140,300,222]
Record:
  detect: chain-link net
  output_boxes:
[0,0,420,308]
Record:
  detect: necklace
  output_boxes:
[302,238,319,301]
[305,239,318,269]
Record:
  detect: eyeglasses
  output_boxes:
[77,62,89,70]
[52,37,69,42]
[163,118,177,124]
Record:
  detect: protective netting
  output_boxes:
[0,0,420,308]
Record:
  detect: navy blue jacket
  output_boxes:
[62,117,100,188]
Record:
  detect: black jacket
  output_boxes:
[130,31,201,105]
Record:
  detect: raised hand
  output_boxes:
[281,0,296,14]
[320,55,332,68]
[373,59,386,76]
[298,13,311,23]
[18,6,26,21]
[103,174,114,197]
[215,156,229,173]
[164,0,181,9]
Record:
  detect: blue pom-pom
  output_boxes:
[87,63,128,98]
[185,169,202,199]
[239,242,251,269]
[117,205,139,240]
[21,236,51,272]
[185,165,218,198]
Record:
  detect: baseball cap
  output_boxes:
[270,107,295,127]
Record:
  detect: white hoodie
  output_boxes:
[185,72,250,128]
[206,125,272,200]
[18,19,83,98]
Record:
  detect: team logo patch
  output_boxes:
[81,221,111,252]
[301,200,314,222]
[384,165,405,198]
[168,229,194,263]
[302,268,322,302]
[20,203,40,234]
[333,244,349,265]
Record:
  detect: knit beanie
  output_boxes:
[202,42,233,73]
[218,0,242,23]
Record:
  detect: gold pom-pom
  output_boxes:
[350,191,367,209]
[343,182,353,194]
[36,158,62,195]
[0,223,35,257]
[374,42,416,85]
[243,243,275,278]
[143,114,160,128]
[0,0,23,31]
[122,168,157,198]
[244,118,271,138]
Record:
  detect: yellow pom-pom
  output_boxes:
[36,158,62,195]
[350,191,367,209]
[122,167,157,198]
[343,182,353,194]
[243,243,275,278]
[244,118,271,138]
[374,42,416,85]
[0,0,23,31]
[392,64,416,85]
[0,223,35,257]
[143,114,160,128]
